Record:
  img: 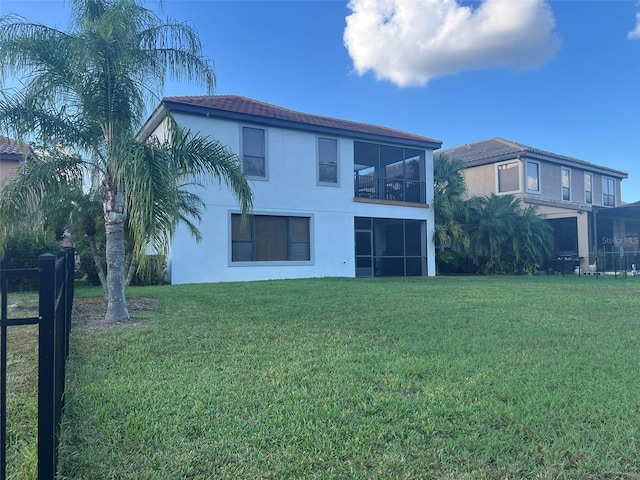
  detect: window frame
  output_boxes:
[602,177,616,207]
[525,160,541,194]
[584,172,593,205]
[496,160,521,194]
[241,125,268,181]
[229,212,313,265]
[561,167,571,202]
[317,136,339,186]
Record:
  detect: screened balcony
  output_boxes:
[354,174,425,203]
[353,141,427,204]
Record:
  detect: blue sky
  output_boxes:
[2,0,640,202]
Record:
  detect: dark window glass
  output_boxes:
[585,173,593,204]
[603,177,615,207]
[562,168,571,201]
[242,127,265,177]
[318,137,338,183]
[231,214,311,262]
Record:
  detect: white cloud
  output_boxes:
[343,0,561,87]
[628,12,640,39]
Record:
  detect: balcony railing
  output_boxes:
[354,174,426,203]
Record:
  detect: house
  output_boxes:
[0,136,30,188]
[440,138,636,271]
[141,95,442,284]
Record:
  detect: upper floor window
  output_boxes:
[497,161,519,193]
[561,167,571,201]
[242,127,266,178]
[231,214,311,262]
[603,177,615,207]
[526,161,540,193]
[318,137,338,184]
[584,173,593,204]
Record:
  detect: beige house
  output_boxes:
[0,136,30,188]
[440,138,629,271]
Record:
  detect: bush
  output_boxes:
[79,251,102,286]
[1,230,61,291]
[77,252,166,287]
[130,255,166,286]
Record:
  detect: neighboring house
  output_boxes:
[0,136,30,188]
[141,95,442,284]
[440,138,636,271]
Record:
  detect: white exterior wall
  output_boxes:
[160,112,435,284]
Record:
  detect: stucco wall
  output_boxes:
[160,112,436,284]
[462,163,504,199]
[0,160,20,188]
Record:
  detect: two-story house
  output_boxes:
[440,138,634,271]
[0,136,30,188]
[141,95,442,284]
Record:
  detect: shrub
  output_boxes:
[1,230,61,291]
[79,251,102,286]
[130,255,166,286]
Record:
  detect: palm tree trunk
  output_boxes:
[104,187,129,321]
[124,251,138,287]
[87,233,108,296]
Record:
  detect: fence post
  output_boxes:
[38,253,56,480]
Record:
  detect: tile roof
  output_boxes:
[440,138,627,177]
[160,95,442,148]
[0,136,31,159]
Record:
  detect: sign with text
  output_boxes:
[602,236,639,246]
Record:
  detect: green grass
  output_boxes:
[55,276,640,479]
[2,292,39,480]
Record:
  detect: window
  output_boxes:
[242,127,266,178]
[318,137,338,184]
[561,167,571,201]
[603,177,615,207]
[526,161,540,193]
[497,161,519,193]
[584,173,593,204]
[231,214,310,262]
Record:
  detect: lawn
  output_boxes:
[55,276,640,479]
[2,292,39,480]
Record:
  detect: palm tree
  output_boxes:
[432,154,470,271]
[0,0,253,320]
[466,194,551,274]
[511,204,553,274]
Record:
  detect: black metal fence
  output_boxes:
[602,250,639,274]
[1,248,75,479]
